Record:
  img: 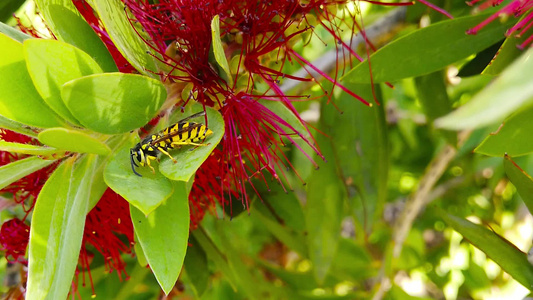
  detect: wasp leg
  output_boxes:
[145,156,157,174]
[158,147,178,163]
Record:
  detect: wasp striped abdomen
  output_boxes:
[130,112,213,176]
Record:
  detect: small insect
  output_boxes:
[130,111,213,176]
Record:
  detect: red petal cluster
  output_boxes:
[121,0,371,215]
[0,219,30,263]
[468,0,533,48]
[78,188,134,291]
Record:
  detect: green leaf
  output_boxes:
[61,73,167,134]
[0,156,56,190]
[306,131,346,283]
[414,71,456,144]
[504,156,533,215]
[343,14,512,83]
[131,181,189,295]
[438,209,533,290]
[27,155,97,300]
[0,33,65,128]
[24,39,104,125]
[457,40,503,77]
[435,46,533,130]
[34,0,117,72]
[0,141,61,157]
[211,15,232,84]
[159,107,224,181]
[92,0,160,76]
[38,128,110,155]
[104,135,173,215]
[327,83,388,232]
[0,22,32,43]
[0,114,39,138]
[474,106,533,157]
[191,228,239,290]
[184,234,209,297]
[0,0,25,23]
[252,184,308,256]
[484,14,533,75]
[133,232,148,267]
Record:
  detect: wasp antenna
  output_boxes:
[130,152,142,177]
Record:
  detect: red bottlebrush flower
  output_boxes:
[467,0,533,48]
[119,0,378,217]
[0,219,30,263]
[79,189,134,286]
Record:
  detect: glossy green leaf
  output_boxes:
[0,22,32,43]
[438,209,533,290]
[343,14,512,83]
[24,39,104,125]
[326,83,388,232]
[435,46,533,130]
[104,135,173,215]
[474,106,533,157]
[306,131,346,283]
[504,156,533,215]
[38,128,110,155]
[92,0,160,76]
[0,156,56,190]
[0,141,61,157]
[131,181,189,295]
[27,155,96,300]
[184,235,209,297]
[0,33,64,128]
[159,107,224,181]
[34,0,117,72]
[211,15,232,84]
[61,73,167,134]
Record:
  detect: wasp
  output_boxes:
[130,111,213,176]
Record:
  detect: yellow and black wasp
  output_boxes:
[130,111,213,176]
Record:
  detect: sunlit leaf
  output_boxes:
[61,73,166,134]
[24,39,103,125]
[27,155,96,300]
[131,181,189,295]
[38,128,110,155]
[435,46,533,130]
[92,0,160,76]
[0,141,60,157]
[211,15,232,84]
[34,0,117,72]
[159,107,224,181]
[104,135,173,215]
[0,156,56,190]
[0,33,64,128]
[438,209,533,290]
